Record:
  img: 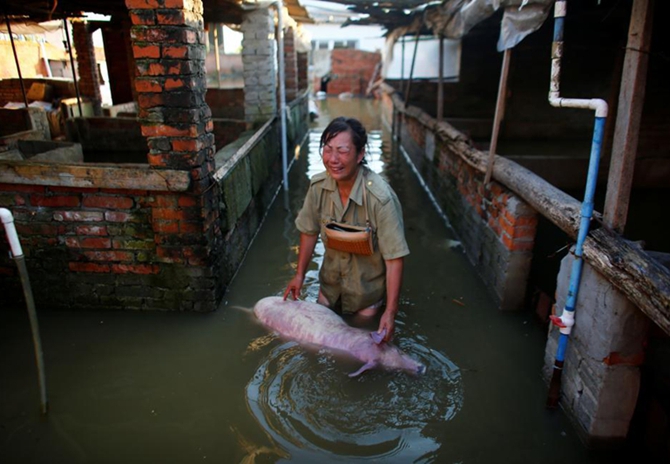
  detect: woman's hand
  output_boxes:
[284,233,319,302]
[377,307,397,342]
[283,273,304,301]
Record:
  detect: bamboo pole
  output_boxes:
[485,48,512,185]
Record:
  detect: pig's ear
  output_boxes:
[370,328,387,345]
[348,361,377,377]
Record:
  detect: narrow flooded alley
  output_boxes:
[0,98,625,463]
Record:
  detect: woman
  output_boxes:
[283,117,410,342]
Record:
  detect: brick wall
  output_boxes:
[384,89,537,310]
[0,78,76,107]
[0,184,218,311]
[328,49,381,96]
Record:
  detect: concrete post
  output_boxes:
[544,252,649,444]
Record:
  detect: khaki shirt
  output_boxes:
[295,166,410,314]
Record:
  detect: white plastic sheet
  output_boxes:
[424,0,554,50]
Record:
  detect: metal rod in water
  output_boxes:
[4,12,29,108]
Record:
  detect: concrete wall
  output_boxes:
[381,88,537,311]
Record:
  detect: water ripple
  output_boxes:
[245,336,463,462]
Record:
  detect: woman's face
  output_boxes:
[321,130,364,184]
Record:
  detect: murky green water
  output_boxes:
[1,98,615,463]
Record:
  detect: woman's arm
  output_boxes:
[283,233,319,300]
[378,257,404,341]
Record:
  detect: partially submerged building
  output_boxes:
[2,0,669,456]
[1,0,312,312]
[337,0,669,453]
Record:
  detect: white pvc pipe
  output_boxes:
[0,207,23,257]
[1,207,48,414]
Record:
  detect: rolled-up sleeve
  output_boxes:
[295,185,321,235]
[375,191,410,260]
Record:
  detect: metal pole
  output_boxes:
[484,48,512,185]
[437,34,444,121]
[213,24,222,89]
[276,0,290,209]
[4,13,29,108]
[404,31,421,104]
[400,36,405,95]
[63,19,84,117]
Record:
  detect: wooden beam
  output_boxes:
[603,0,654,233]
[0,162,191,192]
[585,228,670,335]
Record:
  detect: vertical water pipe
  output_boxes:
[0,208,48,414]
[275,0,290,210]
[546,0,608,409]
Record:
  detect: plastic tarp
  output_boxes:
[424,0,554,50]
[0,20,62,35]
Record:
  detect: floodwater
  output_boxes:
[1,98,616,463]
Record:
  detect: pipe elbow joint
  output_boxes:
[549,309,575,335]
[590,98,608,118]
[0,207,13,225]
[0,208,23,258]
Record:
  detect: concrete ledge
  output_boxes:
[0,160,190,191]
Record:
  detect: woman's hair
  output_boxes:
[319,117,368,164]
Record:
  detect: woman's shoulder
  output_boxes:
[364,169,396,206]
[309,171,329,186]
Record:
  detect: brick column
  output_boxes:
[241,7,277,123]
[72,21,103,115]
[297,51,308,93]
[283,27,298,101]
[126,0,221,310]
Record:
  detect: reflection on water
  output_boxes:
[245,338,462,462]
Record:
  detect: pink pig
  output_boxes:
[253,296,426,377]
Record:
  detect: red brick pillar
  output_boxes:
[72,21,103,115]
[126,0,221,310]
[283,27,298,101]
[297,51,308,93]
